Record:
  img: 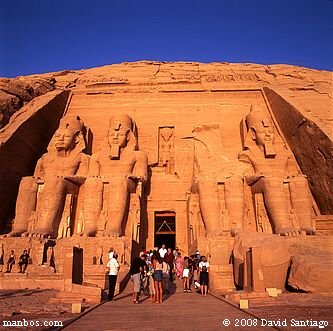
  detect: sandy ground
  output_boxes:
[0,289,90,330]
[0,287,332,331]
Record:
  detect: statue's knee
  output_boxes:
[20,176,35,188]
[262,177,283,189]
[198,179,217,193]
[290,176,308,189]
[55,179,66,191]
[225,177,243,192]
[85,177,103,191]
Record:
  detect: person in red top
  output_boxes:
[163,247,174,281]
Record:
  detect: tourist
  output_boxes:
[188,255,195,291]
[108,247,114,260]
[162,259,170,294]
[0,244,4,272]
[107,253,119,301]
[164,247,174,281]
[139,247,146,257]
[199,256,210,296]
[130,254,147,304]
[192,254,200,290]
[5,250,15,273]
[173,248,178,261]
[175,252,183,280]
[18,249,29,273]
[182,256,191,292]
[146,253,155,302]
[153,254,163,303]
[158,244,167,259]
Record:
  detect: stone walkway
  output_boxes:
[62,280,275,331]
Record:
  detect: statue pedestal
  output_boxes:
[195,235,236,292]
[0,235,133,295]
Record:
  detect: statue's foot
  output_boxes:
[206,229,223,238]
[230,228,241,237]
[32,229,52,239]
[300,227,316,235]
[80,229,96,237]
[104,230,121,238]
[276,227,301,236]
[1,229,26,238]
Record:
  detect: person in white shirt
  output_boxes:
[199,256,210,297]
[159,244,167,259]
[108,247,114,260]
[107,253,120,301]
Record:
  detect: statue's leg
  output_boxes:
[34,178,71,238]
[82,177,103,237]
[258,177,300,236]
[7,177,38,237]
[106,179,129,236]
[225,177,244,234]
[196,179,221,236]
[289,176,315,235]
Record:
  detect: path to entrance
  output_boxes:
[62,280,275,331]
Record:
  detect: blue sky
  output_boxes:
[0,0,332,77]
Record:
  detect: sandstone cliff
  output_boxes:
[0,61,332,226]
[4,61,329,138]
[0,77,56,128]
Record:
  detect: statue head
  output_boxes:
[54,116,85,152]
[107,114,137,158]
[246,105,276,156]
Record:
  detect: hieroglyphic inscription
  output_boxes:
[171,74,257,82]
[78,77,128,84]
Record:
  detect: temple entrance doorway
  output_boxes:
[154,212,176,250]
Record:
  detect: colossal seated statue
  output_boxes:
[82,114,148,237]
[3,115,89,238]
[239,106,315,236]
[192,124,245,237]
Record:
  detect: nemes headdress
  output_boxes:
[246,105,272,131]
[59,115,85,135]
[108,114,138,149]
[50,115,86,153]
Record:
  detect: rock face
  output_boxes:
[0,77,55,128]
[288,255,333,293]
[0,61,331,295]
[0,90,69,233]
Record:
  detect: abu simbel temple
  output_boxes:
[0,61,332,302]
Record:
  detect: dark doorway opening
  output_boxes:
[154,212,176,250]
[72,247,83,285]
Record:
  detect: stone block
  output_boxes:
[266,288,278,297]
[71,303,82,314]
[239,299,249,309]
